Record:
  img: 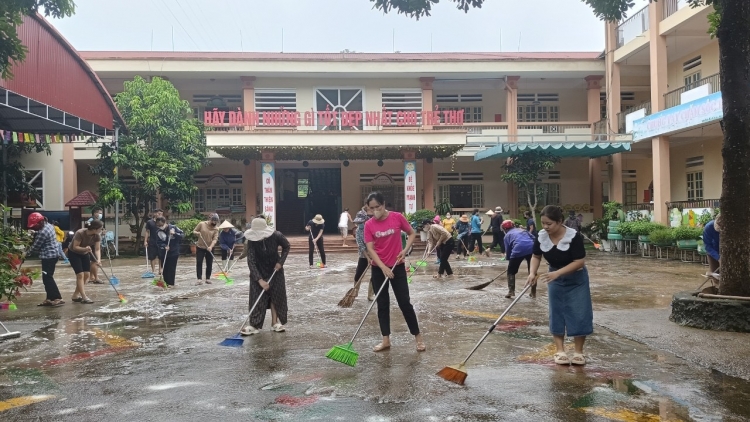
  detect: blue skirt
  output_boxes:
[547,266,593,337]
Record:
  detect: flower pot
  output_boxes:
[622,235,637,241]
[608,226,620,234]
[608,220,620,227]
[676,239,698,249]
[419,231,428,242]
[638,235,650,243]
[608,233,623,240]
[190,243,197,255]
[600,239,611,252]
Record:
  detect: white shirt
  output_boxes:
[339,212,349,228]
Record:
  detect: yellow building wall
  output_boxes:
[620,155,653,203]
[433,87,506,123]
[669,137,722,201]
[667,41,719,92]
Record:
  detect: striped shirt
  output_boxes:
[28,223,61,259]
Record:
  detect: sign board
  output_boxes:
[681,84,711,105]
[404,161,417,214]
[261,162,276,228]
[632,92,723,142]
[625,108,646,133]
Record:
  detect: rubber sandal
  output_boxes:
[90,280,105,284]
[272,323,285,332]
[433,274,441,279]
[571,353,586,365]
[372,343,391,352]
[37,301,53,307]
[554,352,570,365]
[240,326,259,336]
[205,279,212,284]
[72,297,83,302]
[81,298,94,304]
[416,342,426,352]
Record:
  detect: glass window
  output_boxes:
[298,179,309,198]
[315,88,364,130]
[687,171,704,200]
[624,182,638,205]
[517,183,560,208]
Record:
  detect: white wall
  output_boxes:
[17,144,65,210]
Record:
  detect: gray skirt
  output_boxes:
[546,266,593,337]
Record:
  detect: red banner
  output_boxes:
[203,107,464,128]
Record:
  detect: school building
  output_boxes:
[14,0,721,236]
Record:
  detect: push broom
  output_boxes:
[310,232,325,268]
[0,319,20,341]
[581,233,601,250]
[219,270,277,347]
[326,264,398,367]
[438,282,533,385]
[465,269,508,291]
[338,265,370,308]
[90,252,127,303]
[141,244,155,278]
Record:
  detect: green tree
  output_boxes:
[500,151,560,221]
[1,142,51,205]
[0,0,76,79]
[380,0,749,297]
[89,76,208,248]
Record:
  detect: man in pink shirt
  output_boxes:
[364,191,425,353]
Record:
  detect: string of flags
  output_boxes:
[0,130,87,144]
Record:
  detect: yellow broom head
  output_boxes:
[437,363,468,385]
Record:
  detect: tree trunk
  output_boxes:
[528,182,537,221]
[718,0,750,297]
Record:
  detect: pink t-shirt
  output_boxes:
[364,211,412,267]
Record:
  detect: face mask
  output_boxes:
[445,215,451,219]
[97,214,102,219]
[373,209,385,219]
[211,221,217,226]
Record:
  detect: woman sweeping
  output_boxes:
[305,214,326,268]
[154,217,183,288]
[218,220,242,270]
[501,220,535,298]
[242,217,291,335]
[526,205,592,366]
[364,191,425,353]
[420,218,454,279]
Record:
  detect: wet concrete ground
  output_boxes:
[1,250,749,421]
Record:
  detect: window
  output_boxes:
[438,106,483,123]
[192,94,242,122]
[255,89,297,126]
[315,88,364,130]
[381,90,423,126]
[193,187,244,213]
[435,93,482,103]
[517,183,560,208]
[22,170,43,208]
[683,56,702,73]
[687,171,703,200]
[684,72,702,89]
[360,185,404,212]
[297,179,309,198]
[624,182,638,205]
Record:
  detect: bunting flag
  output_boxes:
[0,130,89,145]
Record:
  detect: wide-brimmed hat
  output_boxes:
[218,220,234,229]
[495,206,503,213]
[485,210,495,216]
[244,218,275,241]
[312,214,325,224]
[459,215,470,223]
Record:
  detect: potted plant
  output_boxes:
[434,200,452,217]
[406,209,436,241]
[672,226,703,249]
[0,209,40,308]
[175,218,202,255]
[617,221,637,241]
[632,222,667,243]
[649,228,674,247]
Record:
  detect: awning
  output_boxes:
[474,142,632,161]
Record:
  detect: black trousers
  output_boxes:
[41,258,62,301]
[221,249,234,260]
[308,237,326,266]
[457,237,469,256]
[437,239,455,275]
[159,252,179,286]
[371,264,420,336]
[469,232,485,253]
[196,247,213,280]
[508,254,532,275]
[490,230,505,253]
[354,257,369,282]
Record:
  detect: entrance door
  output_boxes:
[276,168,341,235]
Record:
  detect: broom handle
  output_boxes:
[348,263,398,344]
[310,231,322,262]
[0,320,12,335]
[159,231,173,276]
[352,263,370,290]
[145,244,150,268]
[460,283,532,365]
[90,252,123,298]
[200,233,230,279]
[241,270,278,331]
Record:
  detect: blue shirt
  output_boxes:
[219,229,241,251]
[504,228,535,260]
[154,224,184,258]
[456,221,470,239]
[470,215,482,234]
[703,220,720,261]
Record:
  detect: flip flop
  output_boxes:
[554,352,570,365]
[416,342,426,352]
[372,343,391,352]
[571,353,586,365]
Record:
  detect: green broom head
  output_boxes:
[326,342,358,367]
[152,279,167,289]
[224,278,234,286]
[407,277,413,284]
[468,256,477,262]
[408,266,415,272]
[416,261,428,267]
[9,302,17,311]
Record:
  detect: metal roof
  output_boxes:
[474,142,632,160]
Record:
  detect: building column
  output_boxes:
[605,21,622,134]
[243,159,257,222]
[649,1,670,224]
[505,76,520,217]
[589,157,603,219]
[611,154,623,204]
[423,159,434,210]
[585,75,604,124]
[62,143,78,205]
[420,77,435,129]
[241,76,256,130]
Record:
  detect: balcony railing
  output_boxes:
[616,5,649,48]
[432,122,509,134]
[666,199,720,211]
[616,101,651,133]
[623,203,654,213]
[663,0,688,19]
[593,118,608,134]
[517,122,591,133]
[664,73,721,109]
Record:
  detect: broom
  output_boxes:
[0,319,21,341]
[581,233,601,249]
[310,231,325,268]
[437,282,533,385]
[326,263,397,367]
[90,252,127,303]
[465,269,508,291]
[338,264,370,308]
[219,270,277,347]
[141,244,155,278]
[199,233,234,285]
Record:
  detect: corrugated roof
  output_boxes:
[80,51,603,62]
